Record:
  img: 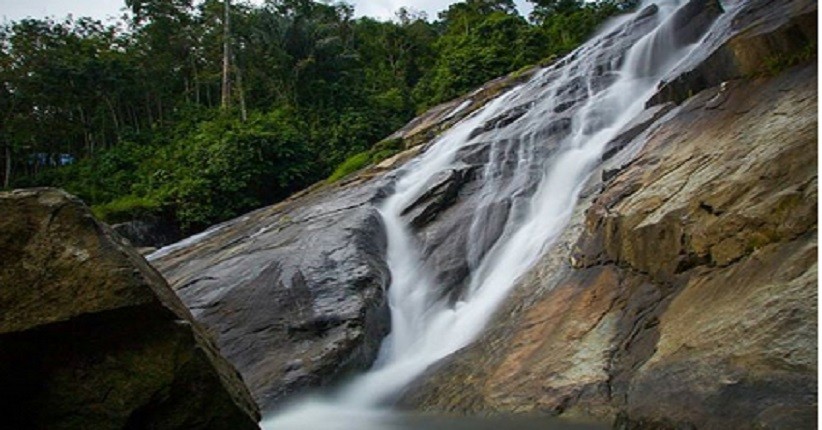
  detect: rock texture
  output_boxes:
[0,188,259,430]
[112,218,182,252]
[147,60,543,412]
[401,1,818,426]
[149,178,392,412]
[149,0,816,426]
[398,3,671,303]
[146,6,670,408]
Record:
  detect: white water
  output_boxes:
[265,2,706,427]
[147,224,225,261]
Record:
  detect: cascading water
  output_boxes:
[265,1,712,428]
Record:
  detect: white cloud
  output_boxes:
[0,0,533,23]
[350,0,533,20]
[352,0,449,20]
[0,0,127,22]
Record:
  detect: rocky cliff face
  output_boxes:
[405,62,817,426]
[149,0,816,426]
[0,188,260,429]
[402,0,818,427]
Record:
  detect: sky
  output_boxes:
[0,0,533,23]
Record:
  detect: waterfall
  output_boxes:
[264,1,711,427]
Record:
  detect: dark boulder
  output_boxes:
[0,188,259,430]
[112,218,182,250]
[149,179,392,412]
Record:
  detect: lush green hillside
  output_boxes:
[1,0,635,233]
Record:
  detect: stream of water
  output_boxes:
[264,1,708,427]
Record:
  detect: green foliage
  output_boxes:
[413,9,535,109]
[18,141,157,206]
[140,109,318,231]
[369,138,406,163]
[327,152,371,183]
[3,0,633,234]
[91,195,161,224]
[326,137,406,183]
[761,41,817,76]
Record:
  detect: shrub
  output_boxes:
[91,195,161,224]
[326,151,371,183]
[326,137,407,183]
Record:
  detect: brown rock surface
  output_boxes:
[404,44,816,430]
[0,188,259,430]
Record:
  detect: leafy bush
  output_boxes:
[142,109,319,231]
[5,0,634,235]
[18,140,155,206]
[327,152,371,183]
[326,137,406,183]
[91,195,161,224]
[762,41,817,76]
[369,137,405,163]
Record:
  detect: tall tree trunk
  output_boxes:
[145,94,153,126]
[130,106,140,134]
[3,143,11,189]
[233,52,247,122]
[221,0,232,110]
[184,77,191,104]
[104,96,121,143]
[78,107,91,155]
[192,56,201,105]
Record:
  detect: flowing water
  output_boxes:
[264,1,711,427]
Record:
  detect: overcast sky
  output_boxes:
[0,0,533,23]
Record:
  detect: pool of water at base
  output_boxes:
[383,413,609,430]
[263,404,609,430]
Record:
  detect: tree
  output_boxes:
[221,0,231,110]
[529,0,582,22]
[413,0,532,108]
[2,0,632,232]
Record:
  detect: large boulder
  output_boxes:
[149,177,393,412]
[0,188,260,430]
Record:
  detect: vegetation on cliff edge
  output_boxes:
[1,0,636,233]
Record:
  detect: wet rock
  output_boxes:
[0,188,259,430]
[386,66,541,150]
[401,167,476,229]
[601,103,675,163]
[422,198,512,302]
[150,178,392,412]
[148,1,816,426]
[112,218,181,249]
[391,4,666,306]
[469,102,533,140]
[648,0,816,106]
[455,142,492,166]
[668,0,724,47]
[403,44,817,430]
[145,50,555,413]
[533,117,574,141]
